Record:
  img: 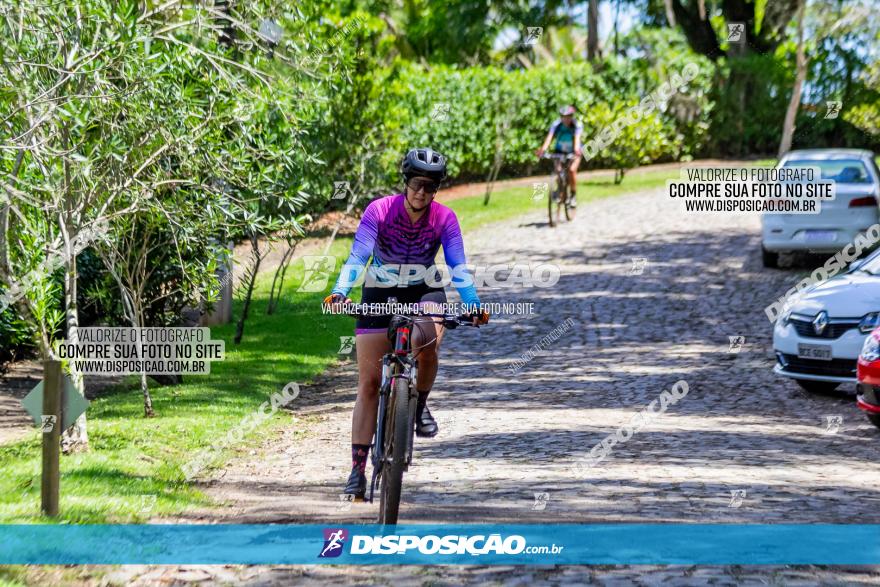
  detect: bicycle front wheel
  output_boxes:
[563,180,573,221]
[378,376,410,525]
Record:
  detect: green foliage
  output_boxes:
[587,100,678,179]
[796,32,880,149]
[374,60,711,182]
[0,302,35,374]
[708,53,793,156]
[0,0,332,355]
[0,235,356,523]
[310,11,401,203]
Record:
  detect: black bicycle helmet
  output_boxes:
[401,147,448,182]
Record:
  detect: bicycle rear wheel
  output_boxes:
[378,376,410,525]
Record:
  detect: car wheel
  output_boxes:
[762,246,779,268]
[796,379,840,394]
[867,414,880,430]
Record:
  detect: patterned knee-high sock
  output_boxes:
[351,443,369,473]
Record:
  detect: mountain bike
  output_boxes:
[543,152,576,227]
[341,301,481,524]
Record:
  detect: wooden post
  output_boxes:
[41,359,62,517]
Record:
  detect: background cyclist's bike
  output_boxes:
[344,302,480,524]
[543,152,576,227]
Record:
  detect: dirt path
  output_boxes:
[114,181,880,585]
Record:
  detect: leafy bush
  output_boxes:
[586,100,678,182]
[0,302,35,374]
[367,59,713,185]
[706,52,801,157]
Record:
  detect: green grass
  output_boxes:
[0,238,357,524]
[0,569,27,587]
[0,162,702,525]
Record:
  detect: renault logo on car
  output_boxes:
[813,311,829,335]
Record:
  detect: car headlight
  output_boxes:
[777,292,805,326]
[861,335,880,362]
[780,307,793,326]
[859,312,880,333]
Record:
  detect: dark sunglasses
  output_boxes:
[407,178,440,194]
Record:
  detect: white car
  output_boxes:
[773,248,880,393]
[761,149,880,268]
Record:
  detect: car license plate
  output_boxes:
[804,230,836,242]
[798,343,832,361]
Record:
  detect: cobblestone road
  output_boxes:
[122,187,880,585]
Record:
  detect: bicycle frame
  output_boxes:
[548,153,575,194]
[332,302,478,511]
[369,317,419,503]
[543,153,576,226]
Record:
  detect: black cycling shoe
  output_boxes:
[415,404,439,438]
[344,467,366,498]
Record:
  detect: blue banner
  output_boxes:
[1,524,878,565]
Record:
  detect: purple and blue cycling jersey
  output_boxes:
[331,194,480,307]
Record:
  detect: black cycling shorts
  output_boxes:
[355,282,447,334]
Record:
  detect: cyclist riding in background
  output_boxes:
[323,147,489,499]
[536,105,583,207]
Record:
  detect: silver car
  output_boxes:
[773,247,880,393]
[761,149,880,268]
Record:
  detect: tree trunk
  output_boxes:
[233,235,262,344]
[587,0,600,61]
[267,241,297,315]
[613,0,621,55]
[215,0,237,48]
[664,0,677,26]
[484,101,511,206]
[140,373,154,417]
[778,0,806,158]
[61,249,89,453]
[132,302,154,417]
[105,256,156,416]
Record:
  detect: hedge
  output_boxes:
[346,58,715,187]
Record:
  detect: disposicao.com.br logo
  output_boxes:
[318,528,564,557]
[318,528,349,558]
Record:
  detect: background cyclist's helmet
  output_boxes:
[401,147,448,182]
[559,105,577,116]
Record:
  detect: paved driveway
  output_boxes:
[119,186,880,585]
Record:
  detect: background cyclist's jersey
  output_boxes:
[549,118,583,153]
[331,194,480,306]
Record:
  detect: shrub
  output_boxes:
[372,60,712,184]
[0,302,35,374]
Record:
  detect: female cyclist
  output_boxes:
[323,147,489,498]
[536,105,583,207]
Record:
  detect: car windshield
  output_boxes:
[783,159,872,184]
